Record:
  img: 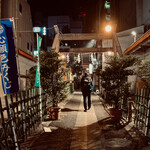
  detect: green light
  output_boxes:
[105,1,110,9]
[105,15,111,21]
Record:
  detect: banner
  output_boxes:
[34,34,42,87]
[0,20,19,95]
[34,62,40,87]
[37,35,42,55]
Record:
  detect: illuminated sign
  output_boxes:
[33,27,41,33]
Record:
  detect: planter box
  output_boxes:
[47,107,61,120]
[136,80,148,89]
[109,108,122,123]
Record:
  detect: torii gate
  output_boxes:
[51,25,123,57]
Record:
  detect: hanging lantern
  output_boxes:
[77,53,80,63]
[90,53,94,63]
[66,54,69,63]
[93,53,97,62]
[89,63,93,74]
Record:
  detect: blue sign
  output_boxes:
[33,27,41,33]
[0,20,19,95]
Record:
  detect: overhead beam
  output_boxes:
[59,33,112,41]
[59,48,113,53]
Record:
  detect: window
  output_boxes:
[27,42,29,50]
[19,3,22,14]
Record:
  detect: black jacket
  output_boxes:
[81,75,92,94]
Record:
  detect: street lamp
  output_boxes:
[105,24,112,32]
[131,31,137,42]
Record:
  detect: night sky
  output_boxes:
[28,0,98,16]
[28,0,100,32]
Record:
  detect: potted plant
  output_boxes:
[99,55,137,122]
[136,59,150,88]
[29,51,68,120]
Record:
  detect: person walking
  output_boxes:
[81,72,93,112]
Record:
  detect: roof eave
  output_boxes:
[124,29,150,55]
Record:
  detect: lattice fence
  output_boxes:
[134,88,150,136]
[0,88,47,150]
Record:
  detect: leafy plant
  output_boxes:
[71,58,83,90]
[71,59,83,77]
[137,59,150,87]
[99,55,137,109]
[29,50,68,107]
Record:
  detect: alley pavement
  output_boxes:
[20,91,150,150]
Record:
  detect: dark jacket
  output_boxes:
[81,75,92,94]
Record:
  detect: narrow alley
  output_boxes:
[20,92,146,150]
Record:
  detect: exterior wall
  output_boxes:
[117,0,136,32]
[143,0,150,25]
[136,0,150,26]
[1,0,36,91]
[18,55,35,90]
[128,48,150,93]
[2,0,34,54]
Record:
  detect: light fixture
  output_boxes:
[131,31,136,36]
[105,25,112,32]
[131,31,137,42]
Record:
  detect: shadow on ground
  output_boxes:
[61,108,80,112]
[20,116,147,150]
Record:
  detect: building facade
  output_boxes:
[118,0,150,93]
[1,0,36,91]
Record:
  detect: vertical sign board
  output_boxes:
[34,34,42,87]
[0,20,19,96]
[34,62,40,87]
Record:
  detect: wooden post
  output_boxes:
[5,96,19,150]
[145,92,150,135]
[51,25,60,52]
[113,33,123,57]
[128,100,132,122]
[20,92,26,141]
[0,97,9,149]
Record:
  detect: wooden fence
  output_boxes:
[100,84,150,137]
[0,88,47,150]
[119,87,150,137]
[134,88,150,136]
